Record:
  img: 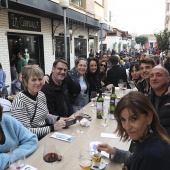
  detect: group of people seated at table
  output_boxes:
[1,53,170,169]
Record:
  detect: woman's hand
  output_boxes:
[106,84,113,91]
[53,119,66,131]
[97,143,116,155]
[42,76,49,85]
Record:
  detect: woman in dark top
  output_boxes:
[97,91,170,170]
[128,62,143,90]
[99,60,113,90]
[86,58,102,96]
[99,60,108,86]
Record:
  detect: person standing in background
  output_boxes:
[16,52,27,73]
[0,63,6,97]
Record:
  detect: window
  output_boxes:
[71,0,85,8]
[74,38,87,58]
[55,36,70,68]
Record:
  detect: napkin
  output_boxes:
[89,141,109,158]
[20,164,37,170]
[51,132,75,143]
[100,133,118,139]
[80,118,91,127]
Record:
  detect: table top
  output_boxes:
[23,96,130,170]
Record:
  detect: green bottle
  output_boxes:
[109,86,117,114]
[96,89,104,119]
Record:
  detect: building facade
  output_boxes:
[0,0,112,86]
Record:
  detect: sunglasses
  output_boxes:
[100,64,106,68]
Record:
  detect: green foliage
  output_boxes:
[135,36,148,46]
[154,29,170,52]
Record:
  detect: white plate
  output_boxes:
[91,162,107,170]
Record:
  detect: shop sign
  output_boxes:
[8,12,41,32]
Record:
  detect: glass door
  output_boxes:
[7,33,44,76]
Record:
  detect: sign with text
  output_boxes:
[8,12,41,32]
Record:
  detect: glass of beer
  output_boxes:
[79,151,92,170]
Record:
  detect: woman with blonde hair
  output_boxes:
[11,65,67,140]
[97,91,170,170]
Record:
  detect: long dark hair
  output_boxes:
[114,91,170,144]
[87,57,100,74]
[129,62,140,80]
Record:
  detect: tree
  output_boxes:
[154,29,170,52]
[135,36,148,46]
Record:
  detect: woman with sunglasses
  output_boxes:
[99,60,113,90]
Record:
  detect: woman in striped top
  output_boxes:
[11,65,67,139]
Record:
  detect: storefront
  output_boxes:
[0,0,111,86]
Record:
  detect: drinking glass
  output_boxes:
[122,82,127,95]
[101,104,108,127]
[90,91,97,107]
[9,148,25,170]
[92,151,101,168]
[74,106,84,134]
[118,79,124,89]
[129,80,135,89]
[43,143,62,164]
[79,151,92,170]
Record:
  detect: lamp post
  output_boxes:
[99,18,104,56]
[59,0,69,62]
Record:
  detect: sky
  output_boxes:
[109,0,165,35]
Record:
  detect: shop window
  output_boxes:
[7,33,44,72]
[74,38,87,58]
[55,36,70,68]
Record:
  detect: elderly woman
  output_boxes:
[0,104,38,169]
[97,91,170,170]
[11,65,67,140]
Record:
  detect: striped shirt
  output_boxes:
[11,91,58,139]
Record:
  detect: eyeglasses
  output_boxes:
[55,67,67,72]
[100,64,106,68]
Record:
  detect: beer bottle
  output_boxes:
[109,86,116,114]
[96,89,104,119]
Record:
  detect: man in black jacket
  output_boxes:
[41,59,71,117]
[148,65,170,136]
[107,55,128,87]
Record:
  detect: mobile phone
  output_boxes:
[65,119,76,127]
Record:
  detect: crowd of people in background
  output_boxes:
[1,46,170,169]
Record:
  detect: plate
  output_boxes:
[91,162,107,170]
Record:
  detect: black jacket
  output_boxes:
[148,87,170,137]
[41,74,71,117]
[107,65,128,87]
